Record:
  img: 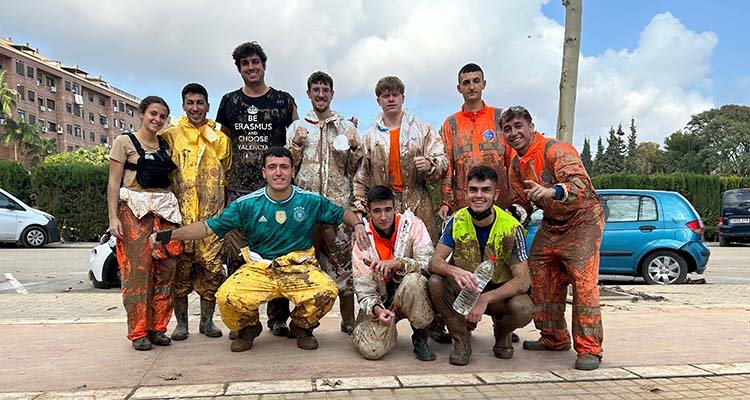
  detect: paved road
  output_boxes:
[1,242,747,294]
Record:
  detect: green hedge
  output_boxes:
[30,162,108,242]
[0,160,32,203]
[593,173,750,241]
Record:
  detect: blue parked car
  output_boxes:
[526,189,710,285]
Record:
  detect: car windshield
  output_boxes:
[723,191,750,208]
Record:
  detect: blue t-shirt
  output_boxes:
[207,185,344,259]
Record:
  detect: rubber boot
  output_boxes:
[339,292,355,335]
[411,326,436,361]
[230,323,262,352]
[148,331,171,346]
[427,315,452,344]
[267,298,290,337]
[289,322,319,350]
[492,317,514,359]
[523,340,571,351]
[575,353,602,370]
[132,337,152,351]
[199,298,223,338]
[449,332,472,366]
[171,296,189,341]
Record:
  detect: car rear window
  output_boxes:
[723,190,750,208]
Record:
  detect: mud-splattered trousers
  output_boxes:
[350,215,435,359]
[353,109,447,242]
[163,117,231,301]
[439,104,515,213]
[286,110,364,298]
[509,132,605,357]
[115,200,183,341]
[215,247,338,331]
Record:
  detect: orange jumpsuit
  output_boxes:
[440,103,515,212]
[509,132,604,357]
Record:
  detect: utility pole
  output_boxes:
[556,0,582,143]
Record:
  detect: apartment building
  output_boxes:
[0,37,141,161]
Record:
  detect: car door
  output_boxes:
[599,194,664,274]
[0,192,21,240]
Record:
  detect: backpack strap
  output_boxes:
[123,133,144,171]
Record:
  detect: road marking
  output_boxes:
[3,273,28,294]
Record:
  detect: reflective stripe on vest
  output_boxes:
[451,205,522,284]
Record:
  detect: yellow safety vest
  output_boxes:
[452,205,523,284]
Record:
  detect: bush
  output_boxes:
[0,160,31,203]
[593,173,750,241]
[31,161,108,242]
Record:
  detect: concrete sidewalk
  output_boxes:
[1,284,749,399]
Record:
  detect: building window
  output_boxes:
[72,82,80,95]
[118,101,125,112]
[28,90,35,102]
[88,92,94,103]
[112,99,117,112]
[74,125,81,138]
[38,98,44,107]
[89,112,95,123]
[90,132,95,141]
[100,115,108,126]
[67,124,73,135]
[17,85,25,100]
[126,107,135,117]
[120,119,125,128]
[65,81,71,91]
[26,66,34,78]
[99,96,105,106]
[15,60,24,75]
[66,103,72,113]
[113,119,118,128]
[73,104,81,117]
[48,122,57,132]
[29,114,36,125]
[46,99,55,110]
[67,145,73,152]
[17,109,26,121]
[100,136,108,145]
[45,76,55,87]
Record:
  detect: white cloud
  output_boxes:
[0,2,717,148]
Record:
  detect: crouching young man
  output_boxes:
[150,146,369,352]
[350,186,436,361]
[428,166,533,365]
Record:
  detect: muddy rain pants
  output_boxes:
[174,236,226,301]
[215,248,338,332]
[115,204,182,341]
[529,217,604,356]
[351,273,434,360]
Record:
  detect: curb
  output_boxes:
[2,362,749,399]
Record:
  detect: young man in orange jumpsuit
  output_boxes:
[501,106,605,370]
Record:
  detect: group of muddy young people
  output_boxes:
[106,41,605,371]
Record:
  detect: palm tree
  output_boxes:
[2,118,41,162]
[27,136,57,165]
[0,70,18,118]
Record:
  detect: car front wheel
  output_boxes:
[641,250,688,285]
[21,226,47,248]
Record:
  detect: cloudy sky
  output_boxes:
[2,0,747,149]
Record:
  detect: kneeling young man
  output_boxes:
[351,186,436,361]
[428,166,533,366]
[151,147,368,352]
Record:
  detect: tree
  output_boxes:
[663,129,708,174]
[686,105,750,176]
[625,117,638,173]
[580,137,593,175]
[45,145,108,166]
[1,118,42,162]
[634,142,666,174]
[27,137,57,165]
[599,125,626,174]
[0,70,18,118]
[592,136,605,176]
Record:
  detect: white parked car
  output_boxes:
[89,232,121,289]
[0,187,60,247]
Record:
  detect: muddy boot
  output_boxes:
[230,323,262,352]
[426,316,452,344]
[171,296,189,341]
[199,298,222,338]
[575,353,601,370]
[523,340,571,351]
[148,331,171,346]
[339,292,355,335]
[228,330,238,340]
[492,317,514,359]
[132,337,152,351]
[411,326,436,361]
[449,332,472,366]
[289,322,319,350]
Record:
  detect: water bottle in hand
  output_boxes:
[452,256,496,315]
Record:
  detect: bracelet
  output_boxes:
[155,229,173,244]
[353,221,365,228]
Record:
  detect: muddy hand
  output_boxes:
[293,126,309,146]
[523,180,555,202]
[414,156,432,173]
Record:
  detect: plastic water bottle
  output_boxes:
[452,256,496,315]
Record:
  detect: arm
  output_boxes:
[344,121,364,176]
[420,124,447,183]
[106,159,125,239]
[342,209,369,251]
[508,158,533,216]
[219,135,232,172]
[351,134,370,217]
[549,143,596,204]
[150,221,215,245]
[396,218,433,276]
[352,239,386,320]
[429,243,479,293]
[439,122,456,219]
[285,121,305,168]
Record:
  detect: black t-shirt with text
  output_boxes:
[216,87,296,193]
